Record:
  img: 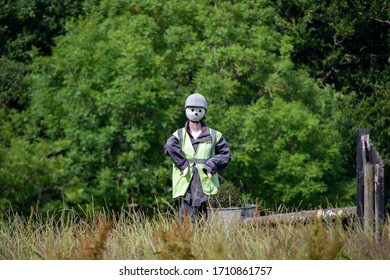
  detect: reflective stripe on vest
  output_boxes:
[171,127,222,198]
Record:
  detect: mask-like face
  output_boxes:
[185,106,206,122]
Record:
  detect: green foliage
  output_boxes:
[221,97,351,208]
[27,2,179,211]
[22,0,353,212]
[208,181,244,208]
[0,0,84,60]
[0,0,84,112]
[272,0,389,94]
[1,0,370,213]
[271,0,389,207]
[0,110,70,211]
[0,57,29,111]
[271,0,389,172]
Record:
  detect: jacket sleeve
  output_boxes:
[203,136,232,175]
[164,134,189,171]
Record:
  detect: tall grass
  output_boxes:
[0,207,389,260]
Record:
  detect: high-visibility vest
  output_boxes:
[172,127,222,198]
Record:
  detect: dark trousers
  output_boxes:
[176,199,208,223]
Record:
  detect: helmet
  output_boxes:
[185,93,207,110]
[184,93,207,122]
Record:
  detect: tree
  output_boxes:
[219,98,353,208]
[0,109,71,211]
[271,0,390,207]
[272,0,389,94]
[0,0,85,213]
[0,0,84,111]
[19,0,352,212]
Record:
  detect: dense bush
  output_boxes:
[0,0,387,214]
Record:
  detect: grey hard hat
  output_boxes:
[184,93,207,110]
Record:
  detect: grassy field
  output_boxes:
[0,207,389,260]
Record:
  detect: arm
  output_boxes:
[203,136,232,176]
[164,134,189,172]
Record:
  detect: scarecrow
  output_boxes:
[164,93,232,222]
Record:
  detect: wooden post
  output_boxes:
[357,128,369,223]
[374,157,385,240]
[364,163,374,231]
[357,129,386,237]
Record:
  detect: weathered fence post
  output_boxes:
[374,153,385,240]
[363,163,374,231]
[356,128,385,239]
[356,128,369,224]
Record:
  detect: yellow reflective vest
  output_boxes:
[172,127,222,198]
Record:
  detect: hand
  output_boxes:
[207,171,212,179]
[182,166,189,176]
